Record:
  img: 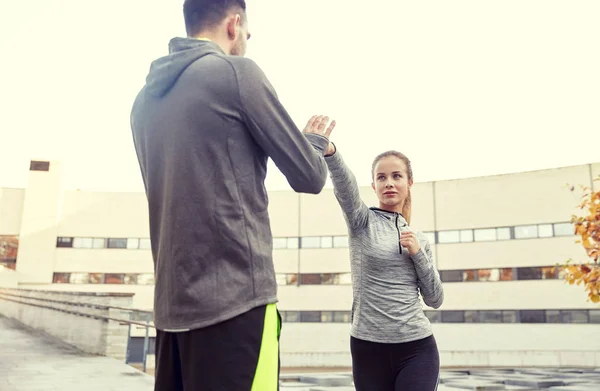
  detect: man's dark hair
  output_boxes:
[183,0,247,37]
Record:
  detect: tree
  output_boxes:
[561,176,600,303]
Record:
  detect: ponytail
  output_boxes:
[403,188,412,225]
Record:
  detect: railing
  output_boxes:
[0,288,156,373]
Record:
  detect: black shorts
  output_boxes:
[154,304,281,391]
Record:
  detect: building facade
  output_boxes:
[1,160,599,368]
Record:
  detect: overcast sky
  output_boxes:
[1,0,598,192]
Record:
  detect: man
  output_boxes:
[130,0,336,390]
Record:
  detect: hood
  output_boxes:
[145,37,224,97]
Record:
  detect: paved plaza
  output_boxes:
[2,315,599,390]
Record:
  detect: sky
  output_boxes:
[0,0,598,192]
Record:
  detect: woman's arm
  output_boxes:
[324,145,370,232]
[411,234,444,309]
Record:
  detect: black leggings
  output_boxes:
[351,335,440,391]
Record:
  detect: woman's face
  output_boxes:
[372,156,412,211]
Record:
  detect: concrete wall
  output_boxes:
[0,288,134,361]
[0,188,25,234]
[279,323,600,368]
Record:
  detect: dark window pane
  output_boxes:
[440,270,462,282]
[502,311,518,323]
[441,311,465,323]
[333,311,351,323]
[30,160,50,171]
[480,311,503,323]
[546,310,561,323]
[300,274,322,285]
[520,310,545,323]
[300,311,321,322]
[463,270,476,282]
[53,273,70,283]
[589,310,600,324]
[561,310,589,324]
[56,237,73,248]
[320,274,334,285]
[500,268,514,281]
[286,274,298,285]
[517,267,542,280]
[107,238,127,249]
[424,311,440,323]
[465,310,478,323]
[124,274,138,285]
[105,274,125,284]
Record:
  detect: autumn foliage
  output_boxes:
[561,177,600,303]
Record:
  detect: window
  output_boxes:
[30,160,50,171]
[496,227,511,240]
[127,238,140,249]
[300,311,321,322]
[273,238,288,249]
[73,238,93,249]
[464,310,478,323]
[441,311,465,323]
[300,274,322,285]
[478,269,500,282]
[541,267,557,279]
[517,267,542,280]
[107,238,127,249]
[320,311,334,322]
[321,237,333,248]
[514,225,538,239]
[56,237,73,248]
[519,310,545,323]
[105,274,125,284]
[286,274,298,285]
[554,223,574,237]
[139,238,151,250]
[333,236,349,248]
[480,311,503,323]
[53,273,70,283]
[440,270,462,282]
[502,311,518,323]
[463,270,476,282]
[561,310,589,324]
[320,274,334,285]
[287,238,299,249]
[546,310,561,323]
[460,230,474,243]
[124,274,138,285]
[93,238,106,249]
[500,268,514,281]
[333,311,351,323]
[334,273,352,285]
[438,231,460,244]
[589,310,600,324]
[300,237,321,249]
[285,311,300,322]
[89,273,103,284]
[276,274,288,285]
[474,228,496,242]
[538,224,553,238]
[137,274,155,285]
[70,273,90,284]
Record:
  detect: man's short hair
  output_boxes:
[183,0,247,37]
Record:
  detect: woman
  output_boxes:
[324,141,444,391]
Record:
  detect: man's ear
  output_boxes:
[226,14,241,40]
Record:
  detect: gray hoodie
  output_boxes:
[131,38,329,331]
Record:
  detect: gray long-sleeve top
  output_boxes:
[325,150,444,343]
